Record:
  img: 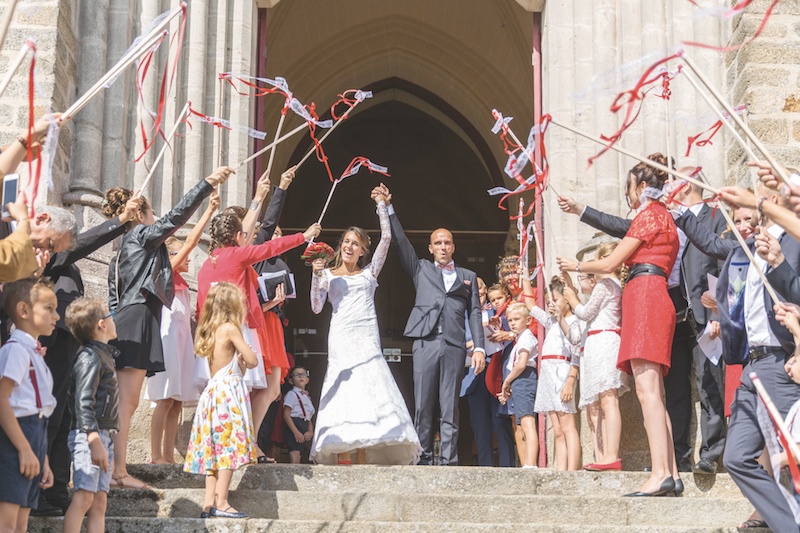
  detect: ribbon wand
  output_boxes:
[751,371,800,492]
[294,97,365,169]
[681,52,791,187]
[134,101,190,197]
[233,122,309,170]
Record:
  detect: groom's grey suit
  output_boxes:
[389,207,484,465]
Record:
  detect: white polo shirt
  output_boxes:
[0,329,56,418]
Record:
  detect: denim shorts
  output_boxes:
[0,415,47,508]
[68,429,114,493]
[511,367,538,423]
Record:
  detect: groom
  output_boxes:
[373,184,485,465]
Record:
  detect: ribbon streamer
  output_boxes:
[187,107,268,140]
[25,40,41,216]
[684,0,780,52]
[685,103,747,157]
[316,156,390,225]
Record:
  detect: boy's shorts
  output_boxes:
[68,429,114,493]
[511,367,538,424]
[0,415,47,508]
[284,417,312,452]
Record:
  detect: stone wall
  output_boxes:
[725,0,800,183]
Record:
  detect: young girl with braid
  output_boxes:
[104,166,233,489]
[196,213,320,461]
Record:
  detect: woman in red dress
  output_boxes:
[559,154,680,497]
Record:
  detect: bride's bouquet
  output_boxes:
[301,241,335,266]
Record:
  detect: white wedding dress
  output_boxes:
[310,202,421,465]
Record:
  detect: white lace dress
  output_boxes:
[309,202,421,465]
[531,307,581,414]
[570,278,630,408]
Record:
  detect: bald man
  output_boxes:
[375,184,485,466]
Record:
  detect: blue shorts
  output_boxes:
[68,429,114,493]
[284,417,311,452]
[0,415,47,508]
[511,367,538,423]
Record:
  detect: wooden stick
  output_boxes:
[233,121,308,170]
[682,52,791,187]
[214,77,223,170]
[295,102,359,169]
[0,0,19,54]
[550,118,720,195]
[62,30,166,121]
[264,110,286,180]
[317,179,340,225]
[0,41,30,100]
[530,218,553,304]
[135,101,190,198]
[751,372,800,467]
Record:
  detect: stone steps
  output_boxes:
[125,463,746,498]
[27,465,762,532]
[28,517,769,533]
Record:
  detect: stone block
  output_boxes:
[747,117,789,144]
[741,65,792,88]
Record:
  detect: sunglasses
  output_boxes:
[102,310,116,321]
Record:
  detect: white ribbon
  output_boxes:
[288,98,333,128]
[491,110,513,134]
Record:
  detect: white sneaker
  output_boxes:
[522,465,538,469]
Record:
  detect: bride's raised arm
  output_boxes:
[369,198,391,278]
[310,259,328,314]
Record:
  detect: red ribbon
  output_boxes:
[135,6,187,163]
[338,156,390,182]
[685,120,724,156]
[25,40,41,217]
[588,54,683,167]
[496,115,551,211]
[684,0,779,52]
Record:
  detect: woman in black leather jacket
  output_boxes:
[103,166,233,488]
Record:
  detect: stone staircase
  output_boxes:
[29,464,769,532]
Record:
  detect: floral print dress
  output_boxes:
[184,354,256,474]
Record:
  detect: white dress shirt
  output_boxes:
[0,329,57,418]
[284,386,315,421]
[744,224,785,347]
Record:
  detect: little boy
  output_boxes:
[62,297,119,533]
[0,278,58,533]
[283,366,315,464]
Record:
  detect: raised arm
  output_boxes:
[231,224,319,267]
[310,260,328,315]
[255,167,295,245]
[580,206,631,240]
[170,189,219,270]
[529,304,555,329]
[675,210,736,261]
[375,184,419,280]
[369,200,391,278]
[141,167,232,249]
[572,279,611,323]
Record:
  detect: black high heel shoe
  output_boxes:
[672,478,684,497]
[624,477,676,497]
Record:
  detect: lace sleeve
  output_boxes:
[566,317,584,345]
[368,201,391,278]
[310,270,329,314]
[529,305,554,329]
[573,279,611,323]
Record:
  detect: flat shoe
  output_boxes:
[199,511,213,519]
[592,460,622,471]
[737,519,767,528]
[211,507,248,519]
[624,477,675,497]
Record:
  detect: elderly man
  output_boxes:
[375,183,485,466]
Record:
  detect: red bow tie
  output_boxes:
[437,262,455,272]
[34,341,46,357]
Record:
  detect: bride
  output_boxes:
[309,189,421,465]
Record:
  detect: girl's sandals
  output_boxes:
[110,474,153,489]
[736,519,767,529]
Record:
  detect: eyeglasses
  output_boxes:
[168,251,179,256]
[102,310,116,321]
[577,275,594,282]
[291,371,309,378]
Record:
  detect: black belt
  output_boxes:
[748,345,784,362]
[627,263,668,283]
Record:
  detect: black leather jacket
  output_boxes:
[109,180,214,310]
[70,341,120,432]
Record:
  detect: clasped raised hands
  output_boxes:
[371,183,391,205]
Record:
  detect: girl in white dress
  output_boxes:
[563,241,629,471]
[309,191,421,465]
[147,189,219,464]
[524,276,582,471]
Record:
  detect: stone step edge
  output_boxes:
[27,517,768,533]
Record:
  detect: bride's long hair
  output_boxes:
[332,226,372,270]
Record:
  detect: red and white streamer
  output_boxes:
[317,156,390,225]
[187,106,268,140]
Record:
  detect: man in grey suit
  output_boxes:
[374,184,485,465]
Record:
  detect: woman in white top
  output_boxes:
[309,190,421,465]
[563,241,629,471]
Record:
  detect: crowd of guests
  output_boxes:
[0,107,799,532]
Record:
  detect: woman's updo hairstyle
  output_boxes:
[209,213,243,260]
[102,187,150,227]
[222,205,247,221]
[628,152,671,191]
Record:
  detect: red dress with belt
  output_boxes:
[617,201,679,376]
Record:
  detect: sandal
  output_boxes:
[257,456,277,464]
[111,474,153,489]
[737,519,767,529]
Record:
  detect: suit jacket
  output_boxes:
[389,211,484,351]
[715,231,800,361]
